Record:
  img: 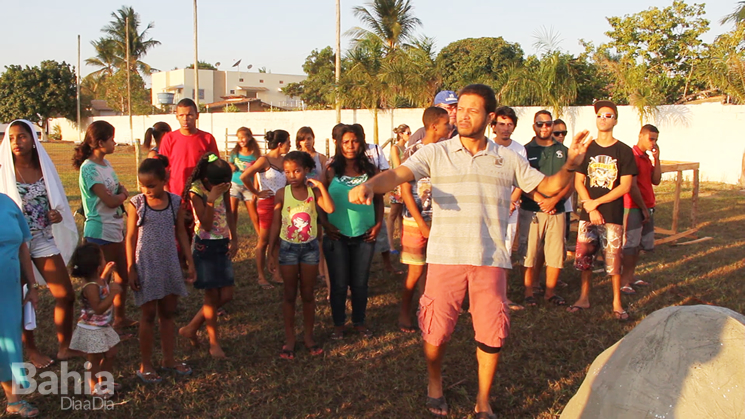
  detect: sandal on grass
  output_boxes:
[546,295,566,306]
[506,301,524,311]
[398,323,418,333]
[330,329,344,340]
[258,281,274,290]
[162,362,193,376]
[567,305,588,313]
[425,396,448,417]
[354,326,374,338]
[6,400,38,418]
[279,347,295,360]
[614,310,630,322]
[306,344,324,356]
[136,370,162,384]
[524,296,538,307]
[632,279,650,287]
[620,285,636,295]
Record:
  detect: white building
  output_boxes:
[150,69,306,112]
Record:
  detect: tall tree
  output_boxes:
[340,37,392,144]
[436,37,524,92]
[699,23,745,103]
[348,0,421,52]
[721,1,745,24]
[87,6,160,77]
[282,47,337,108]
[342,0,435,143]
[0,61,77,136]
[594,1,709,105]
[102,70,152,115]
[85,37,118,80]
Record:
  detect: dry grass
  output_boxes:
[24,143,745,418]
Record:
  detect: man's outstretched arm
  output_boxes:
[349,166,416,205]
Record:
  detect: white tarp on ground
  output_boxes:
[561,305,745,419]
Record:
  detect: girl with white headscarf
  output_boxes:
[0,119,81,369]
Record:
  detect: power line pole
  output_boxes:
[335,0,341,124]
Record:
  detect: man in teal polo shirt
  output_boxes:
[517,110,573,307]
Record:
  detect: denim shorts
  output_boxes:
[84,237,118,246]
[278,239,320,265]
[192,237,235,290]
[230,182,254,202]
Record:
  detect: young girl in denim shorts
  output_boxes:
[179,153,237,359]
[227,127,261,233]
[268,151,334,359]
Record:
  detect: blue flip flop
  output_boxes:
[136,370,162,384]
[161,362,192,376]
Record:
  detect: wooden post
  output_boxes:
[691,168,699,228]
[672,170,683,233]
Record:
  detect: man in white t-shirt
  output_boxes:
[490,106,526,311]
[491,106,527,254]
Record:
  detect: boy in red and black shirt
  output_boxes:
[620,124,661,294]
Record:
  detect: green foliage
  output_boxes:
[186,61,217,70]
[721,1,745,24]
[699,23,745,103]
[341,0,435,143]
[102,70,152,115]
[224,103,240,113]
[593,1,709,106]
[49,125,62,141]
[436,37,524,92]
[281,47,337,109]
[0,60,77,128]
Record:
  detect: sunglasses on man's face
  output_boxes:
[553,131,568,137]
[597,113,616,120]
[535,121,554,128]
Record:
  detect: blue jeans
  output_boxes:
[323,234,375,327]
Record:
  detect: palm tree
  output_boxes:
[340,37,392,144]
[99,6,160,75]
[348,0,421,52]
[85,38,119,80]
[722,1,745,24]
[343,0,435,143]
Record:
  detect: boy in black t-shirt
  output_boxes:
[568,101,637,321]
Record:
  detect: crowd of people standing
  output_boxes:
[0,85,663,417]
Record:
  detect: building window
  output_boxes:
[239,78,244,82]
[279,80,284,84]
[191,89,205,100]
[246,92,257,99]
[230,89,235,94]
[259,80,264,83]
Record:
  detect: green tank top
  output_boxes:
[327,174,375,238]
[280,185,318,244]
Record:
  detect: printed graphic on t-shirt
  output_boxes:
[286,211,313,242]
[588,155,618,190]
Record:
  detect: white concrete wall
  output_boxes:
[49,102,745,184]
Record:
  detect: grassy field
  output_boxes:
[24,142,745,418]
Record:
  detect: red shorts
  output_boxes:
[257,197,275,232]
[418,264,510,347]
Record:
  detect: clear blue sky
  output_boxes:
[1,0,736,79]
